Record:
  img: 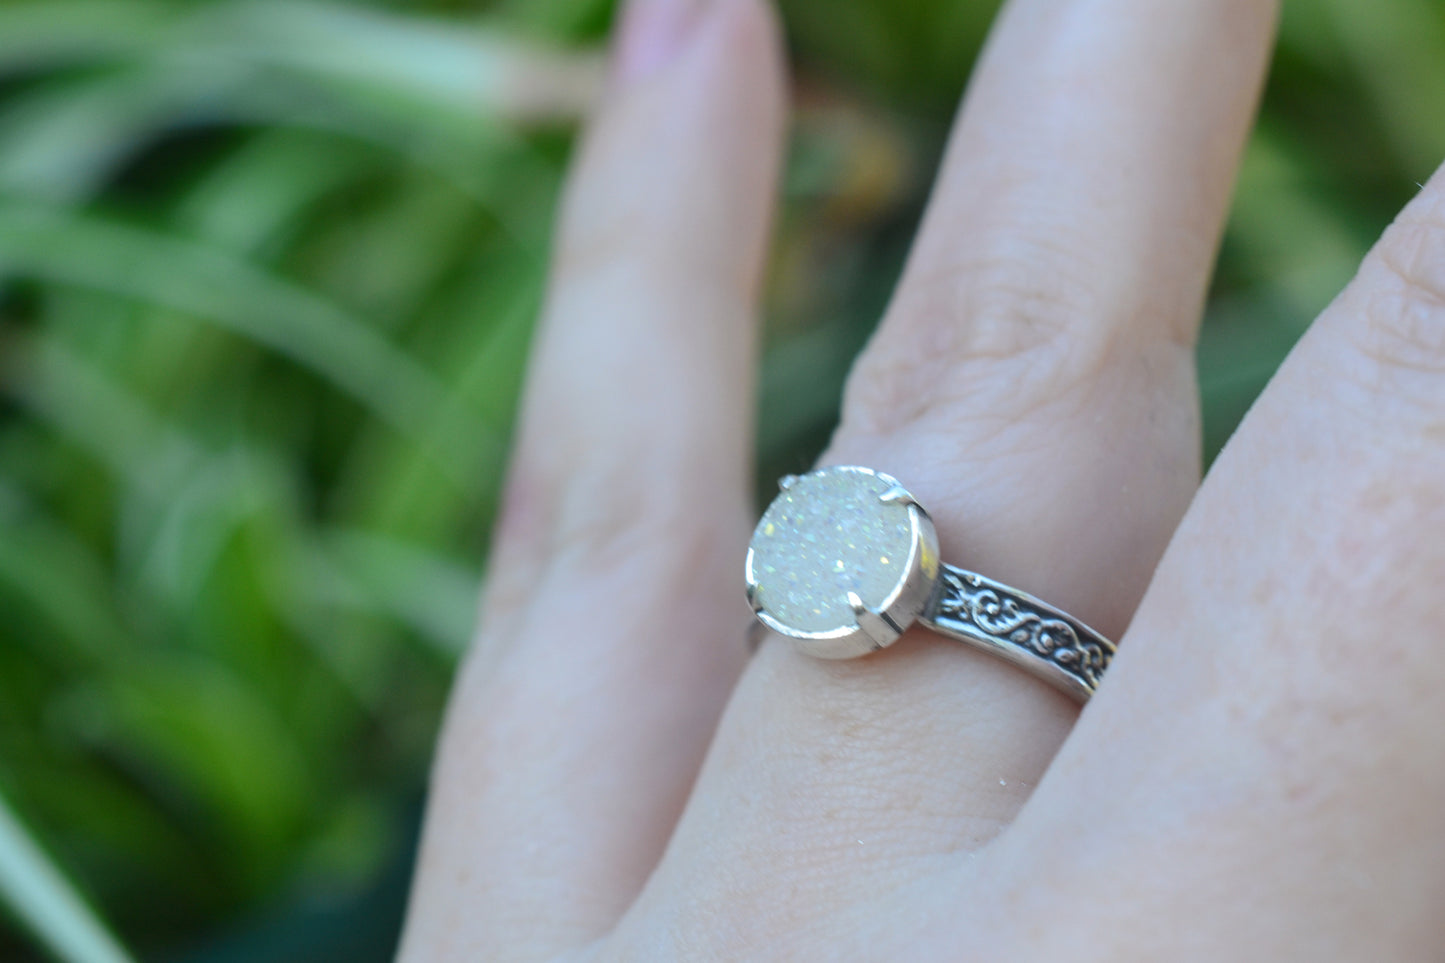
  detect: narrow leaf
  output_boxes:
[0,790,136,963]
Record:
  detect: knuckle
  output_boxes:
[549,479,669,570]
[842,248,1102,435]
[1353,211,1445,377]
[543,459,740,586]
[550,217,650,294]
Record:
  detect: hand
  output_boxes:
[395,0,1445,958]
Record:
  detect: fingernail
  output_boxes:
[614,0,703,84]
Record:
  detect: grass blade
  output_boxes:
[0,791,136,963]
[0,205,454,452]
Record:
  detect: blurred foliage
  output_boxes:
[0,0,1438,959]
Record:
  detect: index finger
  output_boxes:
[996,160,1445,960]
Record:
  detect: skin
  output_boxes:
[396,0,1445,958]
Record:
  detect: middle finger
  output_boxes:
[617,0,1277,947]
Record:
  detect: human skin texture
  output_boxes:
[395,0,1445,959]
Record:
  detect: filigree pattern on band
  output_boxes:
[925,567,1114,695]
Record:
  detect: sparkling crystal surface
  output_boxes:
[749,467,914,634]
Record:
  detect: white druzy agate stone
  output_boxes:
[749,466,915,635]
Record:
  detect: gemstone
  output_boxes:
[748,466,916,635]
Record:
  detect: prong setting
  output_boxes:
[847,591,902,651]
[744,467,1116,698]
[745,466,939,660]
[745,577,763,613]
[878,485,918,507]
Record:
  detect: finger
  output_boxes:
[397,1,786,958]
[843,0,1281,633]
[611,0,1277,949]
[994,162,1445,959]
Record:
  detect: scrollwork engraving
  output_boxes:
[929,568,1113,691]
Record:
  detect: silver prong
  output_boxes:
[847,592,900,651]
[878,485,917,507]
[778,474,800,491]
[745,579,763,613]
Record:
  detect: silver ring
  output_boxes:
[744,465,1115,702]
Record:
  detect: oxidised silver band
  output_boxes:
[922,565,1112,702]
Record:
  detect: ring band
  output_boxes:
[744,466,1115,702]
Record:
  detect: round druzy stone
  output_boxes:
[749,467,915,634]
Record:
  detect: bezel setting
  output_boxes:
[744,466,940,659]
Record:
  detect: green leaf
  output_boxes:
[0,205,458,455]
[0,0,166,75]
[0,790,136,963]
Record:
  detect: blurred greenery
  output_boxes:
[0,0,1436,959]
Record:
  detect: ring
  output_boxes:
[744,465,1115,702]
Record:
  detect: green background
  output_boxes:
[0,0,1435,959]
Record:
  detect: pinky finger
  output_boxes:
[397,1,787,959]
